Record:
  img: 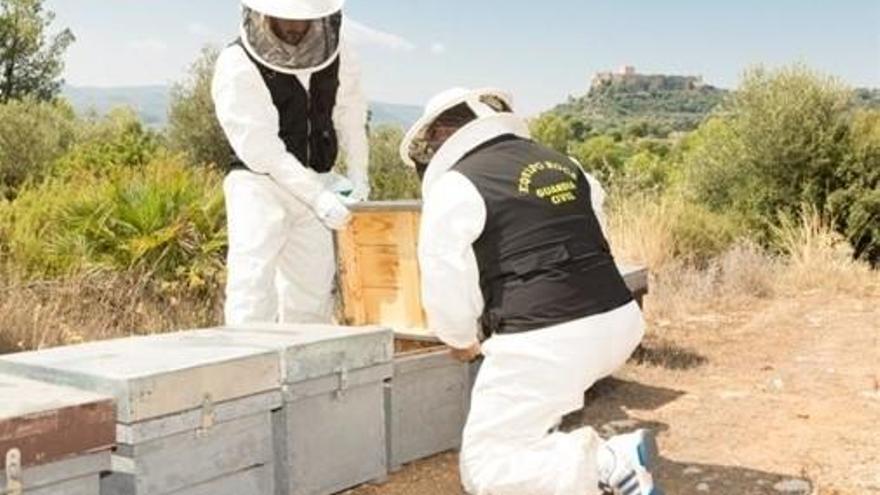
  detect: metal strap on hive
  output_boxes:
[335,366,349,400]
[4,448,22,495]
[197,393,216,437]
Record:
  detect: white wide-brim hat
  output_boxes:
[399,87,517,169]
[242,0,344,20]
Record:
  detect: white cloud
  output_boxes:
[128,39,168,53]
[345,18,416,52]
[430,42,447,55]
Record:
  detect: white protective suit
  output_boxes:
[213,3,368,325]
[406,89,647,495]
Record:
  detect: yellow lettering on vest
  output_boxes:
[551,192,577,205]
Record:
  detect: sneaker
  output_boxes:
[598,429,663,495]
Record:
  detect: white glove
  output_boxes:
[315,172,370,204]
[347,179,371,203]
[313,191,352,230]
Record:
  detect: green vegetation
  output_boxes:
[367,125,421,200]
[0,114,225,287]
[0,97,76,198]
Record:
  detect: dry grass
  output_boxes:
[0,269,223,353]
[772,206,879,297]
[607,194,679,269]
[644,242,780,323]
[609,200,879,325]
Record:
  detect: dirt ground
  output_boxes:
[344,291,880,495]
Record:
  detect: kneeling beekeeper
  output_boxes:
[212,0,369,325]
[400,87,663,495]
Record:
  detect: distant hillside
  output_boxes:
[62,85,421,130]
[63,85,170,127]
[550,68,880,139]
[551,68,729,138]
[855,88,880,109]
[369,102,423,130]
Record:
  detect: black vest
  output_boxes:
[453,136,634,336]
[229,40,340,173]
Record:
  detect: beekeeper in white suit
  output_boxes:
[213,0,369,324]
[400,88,663,495]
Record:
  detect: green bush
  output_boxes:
[368,125,420,200]
[53,107,161,178]
[678,117,753,217]
[667,197,744,262]
[620,150,669,193]
[0,97,76,198]
[529,113,572,154]
[0,153,226,285]
[569,135,630,184]
[828,110,880,263]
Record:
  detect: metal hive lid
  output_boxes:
[219,324,394,383]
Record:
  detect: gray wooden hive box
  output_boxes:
[0,374,115,495]
[385,345,480,472]
[0,331,284,495]
[219,323,394,495]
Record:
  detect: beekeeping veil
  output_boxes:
[240,0,343,74]
[400,87,531,195]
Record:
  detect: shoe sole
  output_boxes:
[635,430,664,495]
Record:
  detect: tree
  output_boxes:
[683,66,851,221]
[166,46,228,168]
[0,97,75,198]
[0,0,74,102]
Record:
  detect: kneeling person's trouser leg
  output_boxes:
[460,302,645,495]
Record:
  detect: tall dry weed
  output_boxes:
[0,270,223,353]
[607,193,743,269]
[772,206,879,297]
[645,242,780,322]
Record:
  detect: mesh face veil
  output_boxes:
[405,93,516,173]
[241,6,342,73]
[408,103,478,173]
[400,87,528,191]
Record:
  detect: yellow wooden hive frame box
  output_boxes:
[335,201,430,339]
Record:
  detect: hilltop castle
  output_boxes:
[591,66,706,92]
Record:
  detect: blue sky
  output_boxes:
[46,0,880,115]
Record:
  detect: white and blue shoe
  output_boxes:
[599,429,663,495]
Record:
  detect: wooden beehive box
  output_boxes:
[336,201,428,336]
[336,200,650,338]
